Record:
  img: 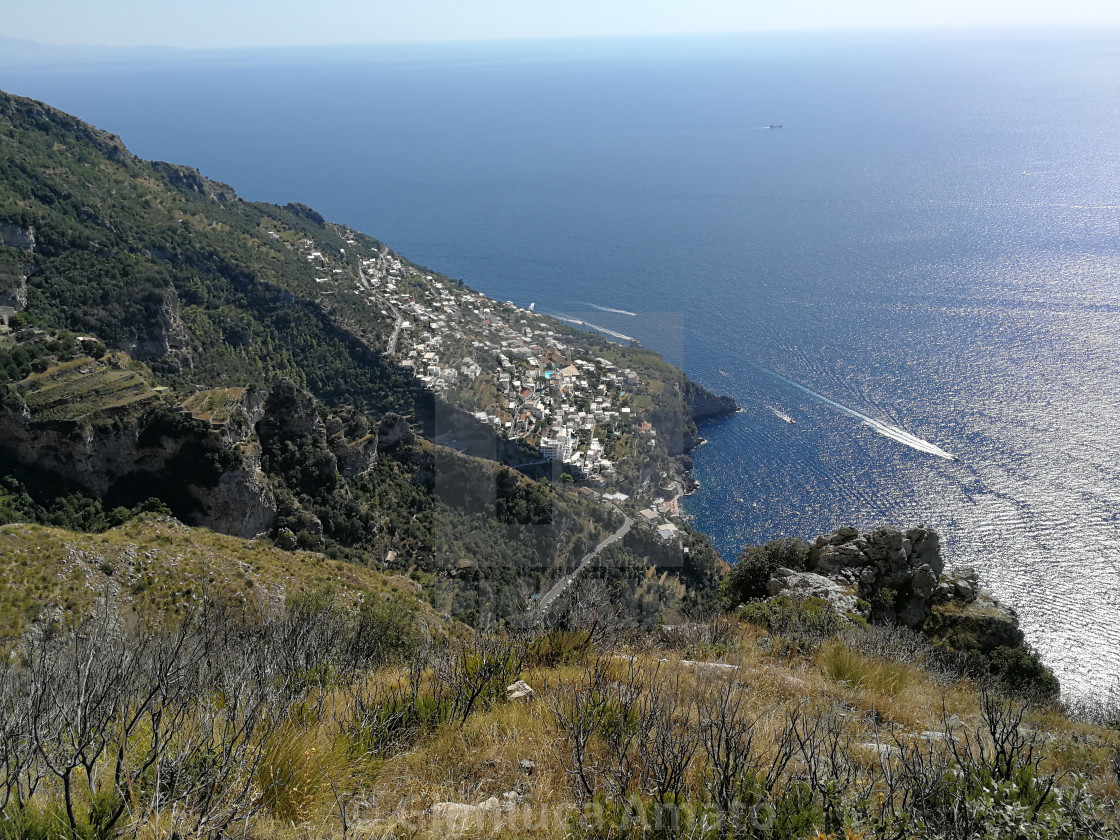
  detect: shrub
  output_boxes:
[349,594,424,667]
[720,537,808,607]
[741,595,846,654]
[988,645,1061,700]
[527,628,594,667]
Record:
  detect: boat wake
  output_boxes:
[553,315,636,344]
[752,363,955,460]
[581,302,637,317]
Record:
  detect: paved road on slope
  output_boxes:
[530,502,633,620]
[355,261,404,357]
[385,301,404,356]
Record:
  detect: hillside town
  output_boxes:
[292,229,689,539]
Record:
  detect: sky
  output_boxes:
[2,0,1119,49]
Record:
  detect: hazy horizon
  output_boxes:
[3,0,1120,50]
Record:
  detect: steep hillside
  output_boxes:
[0,331,723,627]
[0,89,733,464]
[0,514,434,644]
[0,88,735,626]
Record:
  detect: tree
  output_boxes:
[720,536,809,606]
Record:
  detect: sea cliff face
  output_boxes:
[685,380,739,425]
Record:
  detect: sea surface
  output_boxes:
[4,28,1120,697]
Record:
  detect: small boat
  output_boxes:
[768,124,783,129]
[769,406,795,424]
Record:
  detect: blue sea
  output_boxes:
[4,27,1120,696]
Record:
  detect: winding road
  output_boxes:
[355,260,404,357]
[530,502,633,620]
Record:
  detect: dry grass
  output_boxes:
[3,598,1116,840]
[0,517,431,644]
[257,724,356,825]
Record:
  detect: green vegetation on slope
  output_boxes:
[0,89,730,628]
[0,515,429,643]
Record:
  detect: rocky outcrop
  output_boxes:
[125,286,193,366]
[0,405,277,539]
[261,379,324,439]
[284,202,326,227]
[684,380,739,424]
[767,568,861,616]
[770,526,1019,644]
[201,465,276,538]
[150,161,239,202]
[0,223,35,252]
[0,224,34,312]
[802,526,954,629]
[332,434,378,478]
[377,413,415,452]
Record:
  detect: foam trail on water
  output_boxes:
[581,302,638,317]
[749,362,956,460]
[552,315,636,344]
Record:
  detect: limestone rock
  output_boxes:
[506,680,534,702]
[429,797,502,822]
[912,564,938,600]
[204,468,277,538]
[124,286,193,365]
[333,433,378,478]
[767,568,860,617]
[377,413,415,451]
[785,525,996,634]
[262,379,324,438]
[275,528,298,550]
[0,224,34,251]
[151,161,239,202]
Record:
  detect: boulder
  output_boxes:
[912,564,938,600]
[767,569,860,617]
[429,797,502,823]
[506,680,535,702]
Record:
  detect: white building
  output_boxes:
[540,429,576,463]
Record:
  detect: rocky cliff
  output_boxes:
[0,223,33,312]
[684,379,739,424]
[764,525,1051,693]
[0,390,277,538]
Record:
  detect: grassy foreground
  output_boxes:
[0,577,1116,840]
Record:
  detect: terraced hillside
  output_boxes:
[15,351,161,424]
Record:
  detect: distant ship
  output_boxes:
[768,124,783,129]
[769,406,796,424]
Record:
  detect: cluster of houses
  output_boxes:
[292,231,682,540]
